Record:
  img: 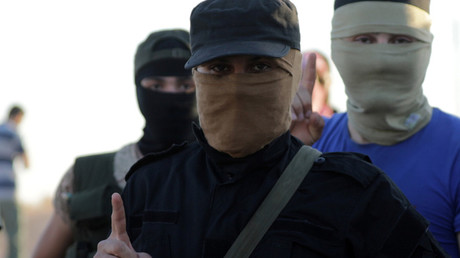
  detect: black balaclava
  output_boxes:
[134,29,198,155]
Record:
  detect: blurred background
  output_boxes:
[1,0,459,256]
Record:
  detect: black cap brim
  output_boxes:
[184,41,291,69]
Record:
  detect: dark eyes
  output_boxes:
[391,36,414,44]
[152,83,162,89]
[140,78,195,93]
[352,35,374,44]
[351,34,416,44]
[207,62,273,74]
[178,82,194,91]
[209,64,231,73]
[251,63,271,73]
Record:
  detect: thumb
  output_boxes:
[110,192,134,250]
[308,112,325,144]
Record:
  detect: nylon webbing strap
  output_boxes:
[224,145,322,258]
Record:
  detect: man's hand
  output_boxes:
[290,52,324,145]
[94,193,151,258]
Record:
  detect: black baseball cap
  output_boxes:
[135,29,191,81]
[184,0,301,69]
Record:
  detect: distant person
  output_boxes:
[292,0,460,256]
[0,105,29,258]
[95,0,446,257]
[303,50,336,117]
[32,29,198,258]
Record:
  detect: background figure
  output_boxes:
[293,0,460,256]
[32,29,197,258]
[302,50,336,117]
[0,105,29,258]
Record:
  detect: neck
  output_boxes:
[345,96,432,146]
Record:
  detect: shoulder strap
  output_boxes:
[224,145,322,258]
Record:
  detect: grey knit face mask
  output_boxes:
[332,40,432,145]
[331,1,433,145]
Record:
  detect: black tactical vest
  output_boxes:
[66,152,122,258]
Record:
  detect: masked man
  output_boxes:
[96,0,447,257]
[32,29,198,258]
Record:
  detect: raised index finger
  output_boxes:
[110,192,133,249]
[292,52,317,119]
[301,52,317,95]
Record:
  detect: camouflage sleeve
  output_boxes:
[53,165,74,224]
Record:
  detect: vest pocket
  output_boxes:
[133,223,173,257]
[69,183,119,221]
[130,210,178,257]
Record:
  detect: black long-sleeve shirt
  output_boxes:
[123,127,447,257]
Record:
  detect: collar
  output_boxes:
[192,123,293,183]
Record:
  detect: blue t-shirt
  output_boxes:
[0,121,24,200]
[313,108,460,257]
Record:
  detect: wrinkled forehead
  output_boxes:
[331,1,432,42]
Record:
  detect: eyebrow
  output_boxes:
[144,76,165,82]
[144,76,192,81]
[250,56,272,62]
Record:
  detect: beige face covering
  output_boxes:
[193,49,302,158]
[331,2,433,145]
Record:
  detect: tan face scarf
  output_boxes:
[193,49,302,158]
[331,2,433,145]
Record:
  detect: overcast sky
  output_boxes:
[1,0,459,204]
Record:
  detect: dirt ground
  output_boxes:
[0,198,53,258]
